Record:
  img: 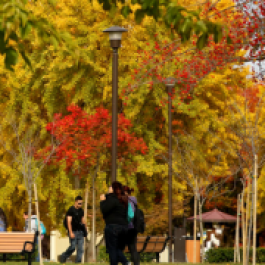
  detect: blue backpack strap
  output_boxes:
[128,197,137,208]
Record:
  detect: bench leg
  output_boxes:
[156,253,159,263]
[28,252,32,265]
[3,253,6,262]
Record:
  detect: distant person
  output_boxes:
[100,181,130,265]
[60,196,87,264]
[23,211,44,262]
[0,208,8,232]
[124,186,139,265]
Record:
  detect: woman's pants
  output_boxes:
[127,229,140,265]
[105,224,128,265]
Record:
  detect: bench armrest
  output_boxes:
[139,236,151,253]
[22,231,39,254]
[22,241,35,254]
[158,236,171,253]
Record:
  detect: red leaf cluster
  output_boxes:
[45,105,148,174]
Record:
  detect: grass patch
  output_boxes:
[0,261,265,265]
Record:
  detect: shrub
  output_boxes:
[205,247,265,263]
[206,248,234,263]
[98,246,109,262]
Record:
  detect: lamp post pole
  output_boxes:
[164,77,177,263]
[103,26,127,183]
[111,45,118,184]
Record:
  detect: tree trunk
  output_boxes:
[235,193,241,263]
[28,184,32,231]
[246,174,253,265]
[75,176,80,190]
[234,203,237,263]
[199,198,204,262]
[253,154,258,265]
[92,173,96,261]
[82,179,90,263]
[34,183,43,265]
[94,188,97,261]
[241,190,247,265]
[193,191,197,263]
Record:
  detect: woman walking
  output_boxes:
[100,181,130,265]
[0,208,8,232]
[124,186,140,265]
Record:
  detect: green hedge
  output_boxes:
[205,247,265,263]
[98,245,155,262]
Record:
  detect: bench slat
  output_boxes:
[0,244,33,250]
[136,237,148,242]
[145,243,164,252]
[147,238,166,243]
[0,238,34,241]
[0,235,34,236]
[0,249,24,252]
[0,244,33,248]
[0,237,34,241]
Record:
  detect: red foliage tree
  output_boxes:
[43,105,148,177]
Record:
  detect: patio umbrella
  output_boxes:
[187,208,237,223]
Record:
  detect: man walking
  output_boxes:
[60,196,87,264]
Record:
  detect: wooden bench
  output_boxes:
[124,236,170,262]
[0,231,38,265]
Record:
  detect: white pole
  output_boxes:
[253,155,258,265]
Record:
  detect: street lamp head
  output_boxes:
[163,77,177,88]
[103,26,128,48]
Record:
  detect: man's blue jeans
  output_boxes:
[60,231,84,263]
[35,235,44,262]
[105,224,128,265]
[35,240,39,262]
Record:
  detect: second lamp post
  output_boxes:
[164,77,177,262]
[103,26,127,183]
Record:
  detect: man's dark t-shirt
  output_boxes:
[66,206,84,231]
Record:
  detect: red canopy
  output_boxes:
[187,208,237,223]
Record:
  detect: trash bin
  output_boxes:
[185,237,200,263]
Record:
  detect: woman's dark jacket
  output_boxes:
[100,193,128,226]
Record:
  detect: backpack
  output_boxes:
[131,201,145,234]
[35,219,46,235]
[63,213,68,230]
[128,202,134,223]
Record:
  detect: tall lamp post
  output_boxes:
[164,77,177,262]
[103,26,127,183]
